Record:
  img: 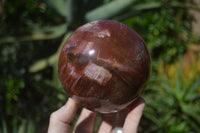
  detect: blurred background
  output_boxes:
[0,0,200,132]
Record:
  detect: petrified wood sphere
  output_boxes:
[58,20,151,113]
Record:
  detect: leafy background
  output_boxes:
[0,0,200,132]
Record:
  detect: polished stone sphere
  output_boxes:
[58,20,151,113]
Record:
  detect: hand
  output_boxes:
[47,98,145,133]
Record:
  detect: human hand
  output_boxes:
[47,98,145,133]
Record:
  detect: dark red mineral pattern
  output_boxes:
[58,20,151,113]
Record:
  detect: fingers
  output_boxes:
[98,101,136,133]
[48,98,78,133]
[123,98,145,133]
[48,97,145,133]
[98,114,116,133]
[98,108,128,133]
[74,108,97,133]
[98,121,113,133]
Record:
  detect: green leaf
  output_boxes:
[12,118,18,133]
[18,120,26,133]
[185,77,200,101]
[174,68,185,103]
[159,74,173,95]
[169,120,188,133]
[85,0,136,21]
[132,1,163,10]
[175,68,182,93]
[29,32,72,73]
[113,1,163,20]
[158,110,175,130]
[169,1,200,12]
[143,106,160,125]
[182,104,200,124]
[28,53,58,73]
[1,118,7,133]
[0,24,67,44]
[66,0,86,29]
[26,119,35,133]
[114,1,200,21]
[45,0,67,17]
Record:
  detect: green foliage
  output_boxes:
[85,0,136,21]
[141,62,200,132]
[5,78,24,111]
[1,117,35,133]
[0,0,65,41]
[0,38,66,133]
[45,0,68,17]
[123,7,190,62]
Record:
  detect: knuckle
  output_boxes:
[50,112,59,121]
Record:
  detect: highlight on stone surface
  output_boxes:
[58,20,151,113]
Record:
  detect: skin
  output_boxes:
[48,97,145,133]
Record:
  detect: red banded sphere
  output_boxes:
[58,20,151,113]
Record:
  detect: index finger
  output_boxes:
[48,98,78,133]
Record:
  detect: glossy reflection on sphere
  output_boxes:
[58,20,151,113]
